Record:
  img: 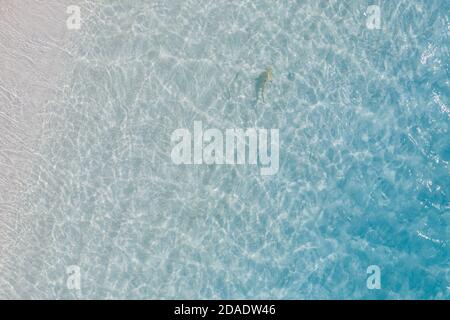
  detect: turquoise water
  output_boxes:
[12,0,449,299]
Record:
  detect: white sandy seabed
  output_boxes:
[0,1,80,297]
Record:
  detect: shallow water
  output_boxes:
[8,0,449,299]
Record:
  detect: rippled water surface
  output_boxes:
[8,0,449,298]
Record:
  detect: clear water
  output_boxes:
[12,0,450,299]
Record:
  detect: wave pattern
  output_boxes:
[7,0,449,299]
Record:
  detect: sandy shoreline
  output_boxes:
[0,0,78,297]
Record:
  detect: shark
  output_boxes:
[255,67,273,103]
